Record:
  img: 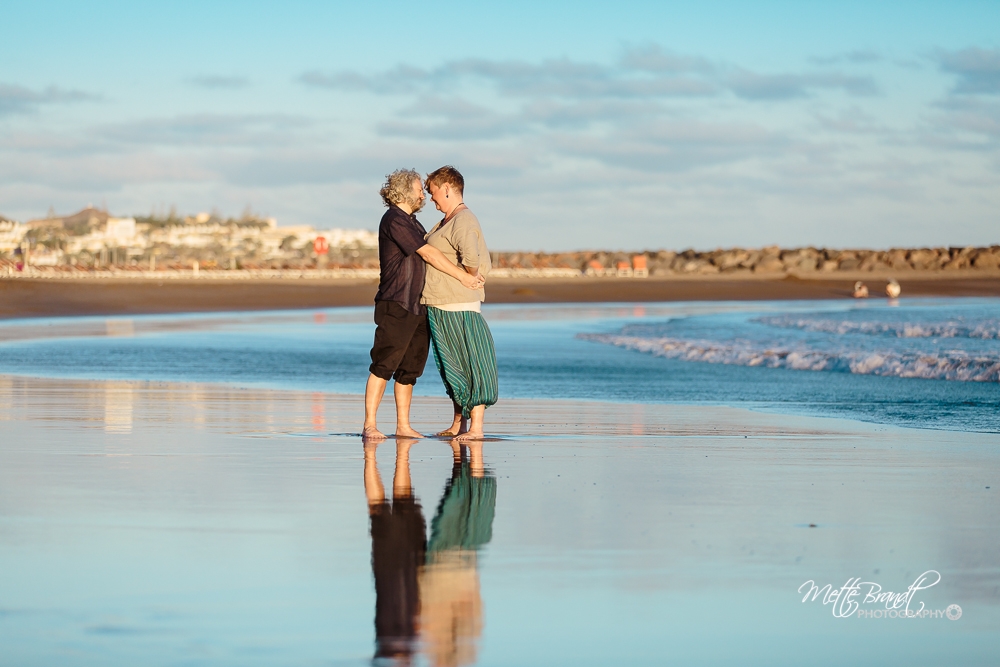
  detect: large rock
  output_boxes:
[859,253,888,271]
[712,249,751,271]
[656,250,677,263]
[972,251,1000,270]
[754,255,785,273]
[887,249,911,270]
[680,259,719,274]
[907,249,939,270]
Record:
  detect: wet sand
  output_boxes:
[1,374,997,665]
[2,274,999,318]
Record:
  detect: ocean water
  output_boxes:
[0,298,997,432]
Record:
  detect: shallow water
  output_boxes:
[1,377,997,666]
[0,299,997,432]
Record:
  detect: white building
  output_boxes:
[0,220,26,253]
[105,217,137,244]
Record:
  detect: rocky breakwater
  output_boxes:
[492,245,1000,277]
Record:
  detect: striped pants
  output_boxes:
[426,308,499,418]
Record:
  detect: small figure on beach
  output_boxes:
[421,166,499,441]
[852,281,869,298]
[363,169,485,441]
[886,279,901,299]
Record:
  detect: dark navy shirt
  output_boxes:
[374,206,428,315]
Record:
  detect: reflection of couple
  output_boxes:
[363,166,498,442]
[365,439,496,666]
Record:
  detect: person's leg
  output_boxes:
[393,382,423,438]
[366,301,419,440]
[427,308,475,436]
[364,439,385,506]
[456,404,485,441]
[454,313,496,442]
[467,439,485,477]
[392,438,416,497]
[363,373,388,440]
[392,312,429,438]
[436,400,467,437]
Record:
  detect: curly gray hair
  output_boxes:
[379,168,422,208]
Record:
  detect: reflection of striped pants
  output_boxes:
[427,307,499,418]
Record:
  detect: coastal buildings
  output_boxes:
[0,206,378,270]
[1,207,998,277]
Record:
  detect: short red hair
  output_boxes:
[425,165,464,196]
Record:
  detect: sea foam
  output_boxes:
[578,333,1000,382]
[755,316,1000,339]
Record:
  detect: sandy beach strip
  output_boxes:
[2,273,999,319]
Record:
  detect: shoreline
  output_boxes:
[0,372,935,437]
[2,274,999,319]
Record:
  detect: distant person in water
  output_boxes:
[421,166,498,441]
[363,169,485,441]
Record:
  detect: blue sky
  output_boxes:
[1,0,998,250]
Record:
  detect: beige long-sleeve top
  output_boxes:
[420,208,491,306]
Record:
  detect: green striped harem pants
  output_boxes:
[426,307,499,418]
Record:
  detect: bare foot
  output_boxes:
[436,416,466,437]
[395,427,424,438]
[362,426,386,442]
[455,429,484,442]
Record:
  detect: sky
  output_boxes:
[1,0,998,251]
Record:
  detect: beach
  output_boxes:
[1,374,997,665]
[0,300,997,665]
[2,274,1000,318]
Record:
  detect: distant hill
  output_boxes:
[27,207,109,230]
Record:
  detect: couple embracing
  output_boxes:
[363,166,498,442]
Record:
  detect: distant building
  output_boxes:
[105,217,137,244]
[0,220,26,253]
[632,255,648,278]
[5,205,379,267]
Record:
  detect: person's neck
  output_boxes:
[442,201,466,221]
[396,202,414,215]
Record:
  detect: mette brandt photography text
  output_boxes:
[798,570,961,619]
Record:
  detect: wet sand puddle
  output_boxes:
[1,375,998,666]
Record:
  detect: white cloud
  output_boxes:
[2,47,998,249]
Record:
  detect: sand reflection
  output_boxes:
[103,382,134,433]
[364,439,496,666]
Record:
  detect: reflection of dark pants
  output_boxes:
[369,301,429,385]
[370,498,426,659]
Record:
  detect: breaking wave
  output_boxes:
[755,315,1000,339]
[578,333,1000,382]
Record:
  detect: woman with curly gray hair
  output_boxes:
[363,169,485,442]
